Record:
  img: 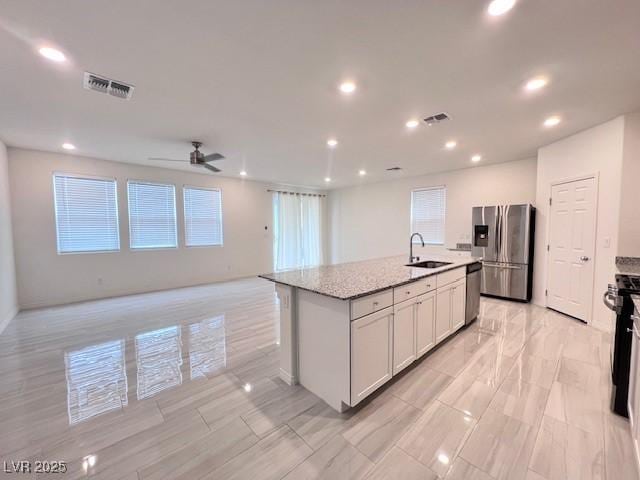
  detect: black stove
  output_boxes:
[616,273,640,294]
[607,273,640,417]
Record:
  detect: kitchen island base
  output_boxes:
[269,260,472,412]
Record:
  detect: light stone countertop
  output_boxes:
[260,254,482,300]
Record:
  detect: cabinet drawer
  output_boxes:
[436,266,466,288]
[350,289,393,320]
[394,279,429,302]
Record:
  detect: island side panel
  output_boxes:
[275,284,298,385]
[298,289,351,412]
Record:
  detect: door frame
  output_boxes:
[544,172,600,324]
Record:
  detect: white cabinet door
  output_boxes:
[451,279,466,331]
[415,290,436,357]
[393,299,416,375]
[435,285,452,343]
[351,307,393,406]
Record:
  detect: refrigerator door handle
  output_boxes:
[483,262,523,270]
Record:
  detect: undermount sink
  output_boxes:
[406,260,453,269]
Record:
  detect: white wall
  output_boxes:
[8,148,324,309]
[328,157,537,264]
[619,112,640,257]
[533,116,625,331]
[0,140,18,332]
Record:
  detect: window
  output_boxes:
[128,181,177,249]
[183,187,223,247]
[53,174,120,254]
[411,186,446,245]
[272,192,323,270]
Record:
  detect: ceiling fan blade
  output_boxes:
[203,163,221,173]
[148,157,187,162]
[203,152,225,162]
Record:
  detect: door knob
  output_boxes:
[580,256,590,262]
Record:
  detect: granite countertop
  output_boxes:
[259,254,482,300]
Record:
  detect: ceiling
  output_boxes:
[1,1,639,189]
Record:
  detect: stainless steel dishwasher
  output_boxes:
[466,262,482,324]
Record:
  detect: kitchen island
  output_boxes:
[260,255,480,412]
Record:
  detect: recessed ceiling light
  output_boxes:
[543,116,561,127]
[405,119,420,129]
[525,76,548,91]
[471,154,482,162]
[338,81,356,94]
[445,140,457,150]
[324,177,331,183]
[243,383,252,392]
[62,143,76,150]
[487,0,516,16]
[327,138,338,148]
[38,46,66,63]
[358,169,367,176]
[239,170,247,176]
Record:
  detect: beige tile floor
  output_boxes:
[0,277,637,480]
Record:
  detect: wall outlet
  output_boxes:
[603,237,611,248]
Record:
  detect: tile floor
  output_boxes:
[0,277,637,479]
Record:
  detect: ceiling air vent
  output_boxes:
[423,112,450,126]
[83,72,134,100]
[386,167,402,171]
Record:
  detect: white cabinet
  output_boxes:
[351,306,393,405]
[393,299,416,375]
[435,278,467,343]
[415,290,436,357]
[350,289,393,320]
[435,285,452,343]
[451,279,466,331]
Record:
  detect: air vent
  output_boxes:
[423,112,450,125]
[83,72,134,100]
[386,167,402,171]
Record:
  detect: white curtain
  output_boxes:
[273,192,323,270]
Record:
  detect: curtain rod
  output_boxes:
[267,189,326,197]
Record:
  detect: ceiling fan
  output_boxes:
[149,141,225,173]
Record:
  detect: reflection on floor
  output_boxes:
[0,277,637,480]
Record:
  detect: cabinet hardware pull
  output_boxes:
[372,301,379,306]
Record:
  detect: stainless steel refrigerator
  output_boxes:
[471,204,535,301]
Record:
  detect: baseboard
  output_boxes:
[279,368,297,386]
[0,306,19,335]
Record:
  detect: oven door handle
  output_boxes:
[603,291,617,312]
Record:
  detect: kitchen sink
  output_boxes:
[406,260,453,269]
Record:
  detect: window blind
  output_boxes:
[53,174,120,254]
[411,187,446,245]
[128,181,177,249]
[183,187,223,247]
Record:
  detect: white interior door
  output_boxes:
[547,177,596,322]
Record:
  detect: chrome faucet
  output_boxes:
[409,232,425,263]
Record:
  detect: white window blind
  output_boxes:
[183,187,223,247]
[411,187,446,245]
[128,181,177,249]
[53,174,120,254]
